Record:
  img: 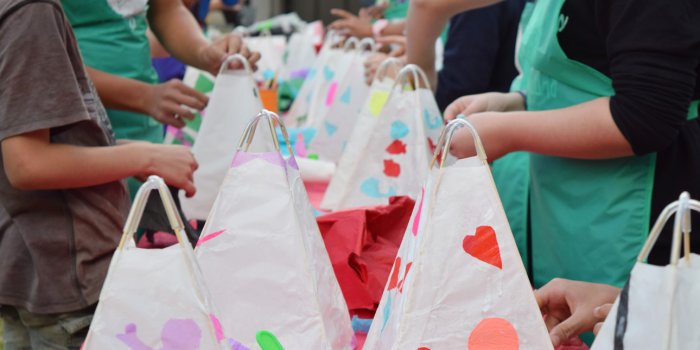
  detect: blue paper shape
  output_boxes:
[340,86,351,104]
[360,178,397,198]
[324,121,338,136]
[323,65,334,81]
[381,294,392,332]
[423,109,442,129]
[307,68,316,80]
[390,120,409,139]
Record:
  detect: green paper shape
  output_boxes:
[256,330,285,350]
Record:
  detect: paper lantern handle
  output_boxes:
[429,117,487,169]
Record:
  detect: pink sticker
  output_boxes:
[411,188,425,236]
[326,82,338,106]
[210,314,225,342]
[196,229,226,247]
[295,132,307,157]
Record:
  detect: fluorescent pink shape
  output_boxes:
[196,229,226,247]
[326,82,338,106]
[210,314,225,342]
[295,132,307,157]
[412,188,425,236]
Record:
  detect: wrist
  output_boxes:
[124,142,156,178]
[372,19,389,38]
[138,82,156,116]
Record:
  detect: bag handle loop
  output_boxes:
[119,176,187,250]
[358,37,378,53]
[343,37,361,51]
[392,64,432,92]
[373,57,403,83]
[429,116,487,169]
[637,191,697,265]
[237,109,294,156]
[218,53,254,76]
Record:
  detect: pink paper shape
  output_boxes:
[209,314,225,342]
[326,82,338,106]
[411,188,425,236]
[196,229,226,247]
[295,132,307,157]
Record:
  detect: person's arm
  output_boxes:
[86,67,208,129]
[148,0,259,75]
[1,129,198,196]
[450,97,634,160]
[406,0,502,88]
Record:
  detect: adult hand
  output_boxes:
[444,92,525,121]
[139,143,199,197]
[329,8,373,38]
[197,32,261,75]
[144,80,208,129]
[535,278,621,347]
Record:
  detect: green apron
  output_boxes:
[490,1,536,269]
[520,0,699,288]
[62,0,162,197]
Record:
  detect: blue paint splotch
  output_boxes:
[323,65,334,81]
[390,120,409,139]
[423,109,442,130]
[360,178,397,198]
[324,121,338,136]
[340,86,351,104]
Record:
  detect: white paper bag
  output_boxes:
[323,64,445,210]
[363,119,553,350]
[592,192,700,350]
[195,110,354,349]
[308,38,375,162]
[180,55,272,220]
[286,32,338,126]
[321,57,403,210]
[244,34,287,82]
[284,21,321,81]
[84,176,234,350]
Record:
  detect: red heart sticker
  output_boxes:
[462,226,502,269]
[386,140,407,155]
[383,159,401,177]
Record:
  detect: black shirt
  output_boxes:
[557,0,700,265]
[436,0,525,111]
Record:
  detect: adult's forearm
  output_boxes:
[476,97,634,160]
[86,67,151,114]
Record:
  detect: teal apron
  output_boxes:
[490,1,536,269]
[62,0,162,197]
[519,0,699,288]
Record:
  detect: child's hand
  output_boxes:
[198,33,261,75]
[444,92,525,121]
[139,144,198,197]
[144,80,208,128]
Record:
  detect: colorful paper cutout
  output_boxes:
[340,86,351,104]
[323,65,334,81]
[210,314,225,342]
[383,159,401,177]
[196,229,226,247]
[423,110,443,130]
[387,257,412,293]
[411,188,425,236]
[386,140,407,155]
[468,318,519,350]
[390,120,409,139]
[256,330,285,350]
[381,294,392,332]
[117,319,201,350]
[462,226,502,269]
[369,90,390,117]
[294,132,308,157]
[324,121,338,136]
[326,82,338,106]
[307,68,316,80]
[360,177,397,198]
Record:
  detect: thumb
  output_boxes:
[549,312,588,347]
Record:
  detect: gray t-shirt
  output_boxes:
[0,0,129,314]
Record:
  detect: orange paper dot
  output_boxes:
[468,318,519,350]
